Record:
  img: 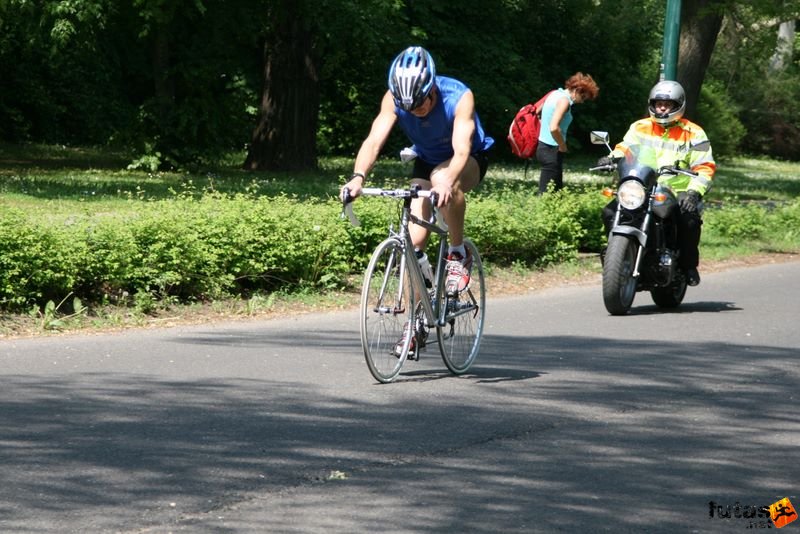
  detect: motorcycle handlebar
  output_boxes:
[659,166,699,178]
[589,164,616,172]
[588,163,700,179]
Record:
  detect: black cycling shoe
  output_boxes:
[685,267,701,286]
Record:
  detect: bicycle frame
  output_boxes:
[400,194,449,330]
[361,187,449,330]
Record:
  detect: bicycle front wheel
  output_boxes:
[438,238,485,374]
[361,238,414,383]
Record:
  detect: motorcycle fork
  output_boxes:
[652,219,667,261]
[631,200,654,279]
[610,191,654,278]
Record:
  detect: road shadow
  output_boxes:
[399,366,544,384]
[1,330,797,532]
[627,300,742,315]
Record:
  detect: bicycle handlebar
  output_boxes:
[360,187,439,205]
[340,186,442,228]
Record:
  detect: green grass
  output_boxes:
[566,154,800,201]
[0,143,355,214]
[6,143,794,206]
[704,156,800,201]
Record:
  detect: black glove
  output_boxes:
[596,156,613,167]
[679,190,701,213]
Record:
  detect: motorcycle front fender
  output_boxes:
[611,225,647,248]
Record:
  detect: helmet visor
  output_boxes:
[650,99,677,118]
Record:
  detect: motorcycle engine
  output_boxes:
[654,250,676,285]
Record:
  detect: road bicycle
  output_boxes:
[342,185,486,383]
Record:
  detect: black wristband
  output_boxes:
[349,172,365,181]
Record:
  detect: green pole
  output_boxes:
[661,0,681,81]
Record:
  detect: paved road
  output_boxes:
[1,261,798,533]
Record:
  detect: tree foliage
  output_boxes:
[705,0,800,158]
[0,0,798,166]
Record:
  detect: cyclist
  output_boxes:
[341,45,494,297]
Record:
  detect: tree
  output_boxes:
[244,2,318,171]
[127,0,263,167]
[705,0,800,158]
[244,0,406,171]
[677,0,725,120]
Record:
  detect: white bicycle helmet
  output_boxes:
[388,46,436,111]
[648,80,686,126]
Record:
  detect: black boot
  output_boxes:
[685,267,700,286]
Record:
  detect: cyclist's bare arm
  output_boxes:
[430,90,476,207]
[343,91,398,199]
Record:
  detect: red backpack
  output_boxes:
[507,91,554,159]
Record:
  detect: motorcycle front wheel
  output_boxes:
[651,280,687,308]
[602,235,638,315]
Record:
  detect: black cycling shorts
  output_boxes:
[411,150,490,182]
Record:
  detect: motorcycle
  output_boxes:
[589,130,710,315]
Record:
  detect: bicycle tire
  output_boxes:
[437,238,485,374]
[360,238,415,383]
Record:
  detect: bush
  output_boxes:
[696,82,746,159]
[0,195,354,312]
[1,189,796,313]
[0,209,83,311]
[466,188,587,266]
[767,199,800,245]
[736,74,800,161]
[704,202,767,241]
[0,187,596,311]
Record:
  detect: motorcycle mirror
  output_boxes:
[691,139,711,152]
[590,130,612,153]
[590,131,610,145]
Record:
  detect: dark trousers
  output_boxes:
[535,142,563,194]
[602,193,702,269]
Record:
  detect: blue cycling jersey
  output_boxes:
[395,76,494,164]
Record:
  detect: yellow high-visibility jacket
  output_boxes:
[611,117,716,196]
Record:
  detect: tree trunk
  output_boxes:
[677,0,724,120]
[244,11,319,171]
[770,20,796,72]
[152,26,174,115]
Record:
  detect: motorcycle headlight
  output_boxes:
[618,180,646,210]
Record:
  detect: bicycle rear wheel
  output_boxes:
[361,238,415,383]
[437,238,485,374]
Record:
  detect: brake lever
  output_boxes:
[427,192,449,231]
[340,188,360,227]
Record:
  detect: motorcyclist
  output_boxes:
[599,80,716,286]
